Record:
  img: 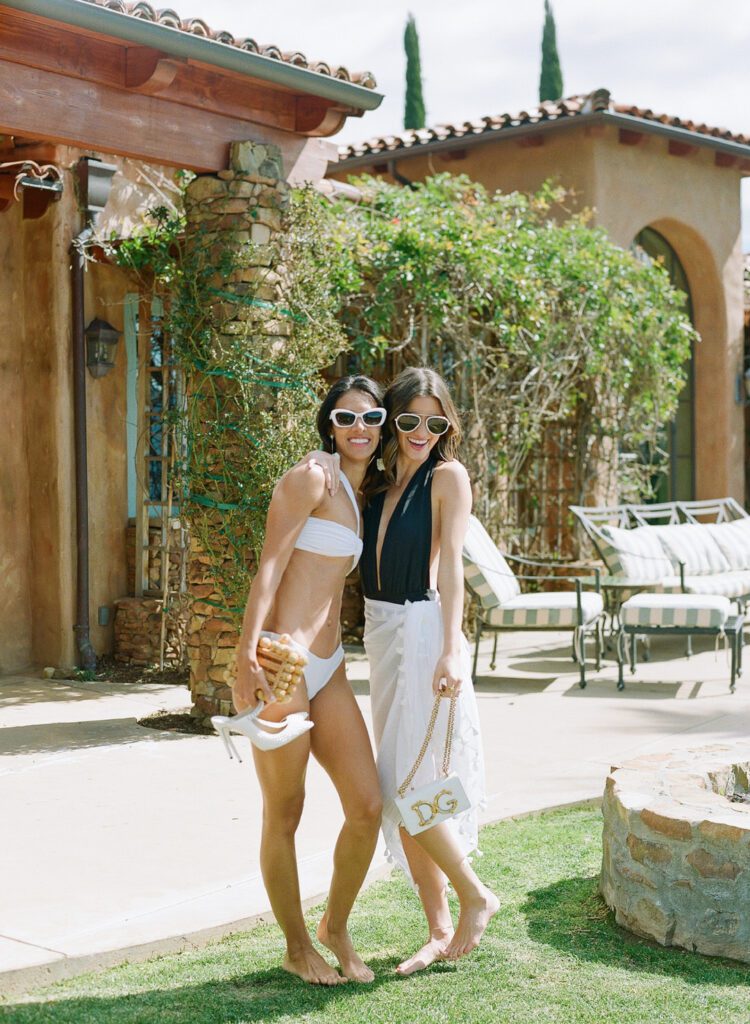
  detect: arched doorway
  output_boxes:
[633,226,695,502]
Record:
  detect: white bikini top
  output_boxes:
[294,472,362,572]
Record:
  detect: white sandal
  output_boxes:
[211,703,313,758]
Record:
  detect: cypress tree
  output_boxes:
[539,0,564,103]
[403,13,426,130]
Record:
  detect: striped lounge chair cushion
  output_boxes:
[484,591,604,628]
[598,525,673,581]
[620,593,730,630]
[651,524,731,575]
[704,520,750,571]
[661,571,750,599]
[463,515,520,609]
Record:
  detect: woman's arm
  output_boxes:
[295,450,341,496]
[432,461,472,696]
[233,465,327,710]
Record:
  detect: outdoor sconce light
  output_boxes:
[84,318,121,378]
[736,365,750,406]
[18,175,63,196]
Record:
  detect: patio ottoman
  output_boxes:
[616,593,743,692]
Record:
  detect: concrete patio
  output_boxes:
[2,629,749,997]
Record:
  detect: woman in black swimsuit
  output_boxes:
[361,367,497,975]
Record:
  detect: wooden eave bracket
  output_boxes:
[715,152,738,168]
[125,48,185,94]
[668,140,697,158]
[295,97,357,137]
[440,148,468,162]
[516,134,544,149]
[618,128,644,146]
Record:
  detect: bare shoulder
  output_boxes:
[433,459,471,494]
[273,461,326,509]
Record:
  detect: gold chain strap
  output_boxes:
[397,694,457,799]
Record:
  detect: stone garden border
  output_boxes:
[601,744,750,963]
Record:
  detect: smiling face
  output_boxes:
[396,395,446,467]
[329,388,382,463]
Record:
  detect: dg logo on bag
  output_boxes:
[411,788,459,828]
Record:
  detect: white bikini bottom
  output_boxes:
[259,630,344,701]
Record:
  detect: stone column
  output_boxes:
[183,141,289,721]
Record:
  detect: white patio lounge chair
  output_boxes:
[462,515,605,688]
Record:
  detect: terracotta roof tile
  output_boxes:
[340,89,748,161]
[80,0,377,88]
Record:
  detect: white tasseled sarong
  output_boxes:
[364,593,485,886]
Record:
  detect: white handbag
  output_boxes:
[394,693,470,836]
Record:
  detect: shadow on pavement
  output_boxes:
[0,719,198,757]
[0,678,184,710]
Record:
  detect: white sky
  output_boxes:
[185,0,750,247]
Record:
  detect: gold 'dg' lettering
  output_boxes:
[411,788,459,828]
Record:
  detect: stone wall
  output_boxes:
[600,744,750,963]
[113,596,187,666]
[183,141,289,722]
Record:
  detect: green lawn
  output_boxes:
[4,806,749,1024]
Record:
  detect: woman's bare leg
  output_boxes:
[310,666,382,982]
[252,728,345,986]
[411,822,499,961]
[396,830,454,975]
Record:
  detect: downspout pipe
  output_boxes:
[70,225,96,670]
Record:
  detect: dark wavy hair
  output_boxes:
[363,367,462,501]
[316,374,384,454]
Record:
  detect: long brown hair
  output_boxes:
[364,367,462,500]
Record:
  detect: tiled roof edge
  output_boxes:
[339,89,749,162]
[76,0,378,89]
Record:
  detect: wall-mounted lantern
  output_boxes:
[84,318,121,378]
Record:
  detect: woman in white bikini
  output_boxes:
[215,375,385,986]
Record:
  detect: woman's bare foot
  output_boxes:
[282,946,346,985]
[317,917,374,983]
[395,929,453,976]
[443,889,499,961]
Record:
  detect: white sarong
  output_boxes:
[364,593,485,886]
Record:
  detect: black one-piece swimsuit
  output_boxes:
[360,454,437,606]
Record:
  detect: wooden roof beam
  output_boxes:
[0,57,323,172]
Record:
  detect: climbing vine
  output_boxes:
[116,184,345,622]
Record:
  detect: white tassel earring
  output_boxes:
[376,439,385,472]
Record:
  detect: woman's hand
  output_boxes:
[295,450,341,496]
[234,645,276,711]
[432,652,463,697]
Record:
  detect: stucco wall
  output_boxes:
[333,127,597,206]
[22,187,77,670]
[84,261,129,656]
[0,201,34,672]
[0,178,131,674]
[588,129,744,501]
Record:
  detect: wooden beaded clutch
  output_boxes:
[255,634,308,703]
